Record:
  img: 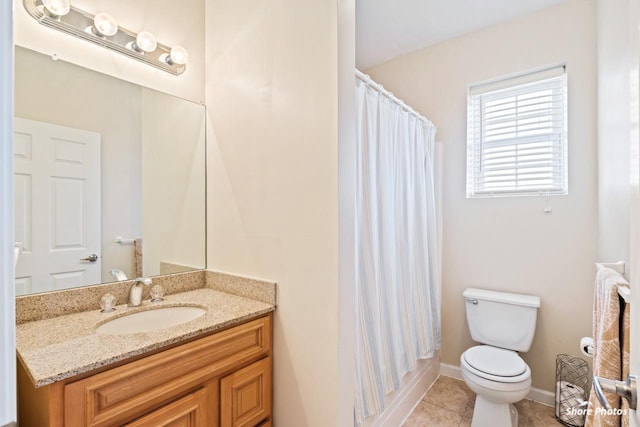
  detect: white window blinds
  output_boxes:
[466,66,567,197]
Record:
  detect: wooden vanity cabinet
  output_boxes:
[18,314,272,427]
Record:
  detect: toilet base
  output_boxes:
[470,396,519,427]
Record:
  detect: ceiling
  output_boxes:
[356,0,570,69]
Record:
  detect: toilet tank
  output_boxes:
[463,288,541,352]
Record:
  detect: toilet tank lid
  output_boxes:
[463,288,540,308]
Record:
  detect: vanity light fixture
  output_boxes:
[41,0,70,18]
[164,46,189,65]
[132,32,157,53]
[91,12,118,37]
[23,0,188,75]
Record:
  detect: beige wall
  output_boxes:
[366,0,597,391]
[13,0,205,103]
[204,0,350,426]
[596,0,632,265]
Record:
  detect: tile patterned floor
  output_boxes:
[403,376,563,427]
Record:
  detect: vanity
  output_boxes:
[16,272,276,427]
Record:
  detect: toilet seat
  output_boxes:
[462,345,531,383]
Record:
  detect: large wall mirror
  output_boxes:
[14,46,206,296]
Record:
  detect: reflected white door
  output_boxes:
[13,118,101,295]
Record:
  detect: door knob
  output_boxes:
[80,253,99,262]
[593,374,638,410]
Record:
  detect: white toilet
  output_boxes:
[460,288,541,427]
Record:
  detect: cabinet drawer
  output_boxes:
[220,357,272,427]
[124,387,209,427]
[65,316,271,427]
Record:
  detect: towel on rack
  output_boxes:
[134,238,143,277]
[586,266,630,427]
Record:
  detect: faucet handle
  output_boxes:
[150,284,164,302]
[134,277,152,286]
[100,293,117,312]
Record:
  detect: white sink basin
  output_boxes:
[96,305,207,335]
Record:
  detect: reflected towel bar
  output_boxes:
[115,236,136,245]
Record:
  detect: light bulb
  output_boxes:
[93,12,118,37]
[133,32,157,53]
[168,46,188,65]
[42,0,70,17]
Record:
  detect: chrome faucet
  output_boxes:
[128,277,152,307]
[110,269,128,281]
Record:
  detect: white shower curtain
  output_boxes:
[354,75,441,425]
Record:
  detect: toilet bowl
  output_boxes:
[461,288,540,427]
[460,345,531,426]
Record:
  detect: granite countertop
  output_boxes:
[17,288,275,387]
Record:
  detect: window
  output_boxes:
[466,66,567,197]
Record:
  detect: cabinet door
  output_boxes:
[220,357,272,427]
[124,388,208,427]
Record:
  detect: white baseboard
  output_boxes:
[526,386,556,407]
[440,363,555,407]
[363,358,440,427]
[440,362,462,379]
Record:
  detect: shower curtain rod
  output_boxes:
[355,69,433,127]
